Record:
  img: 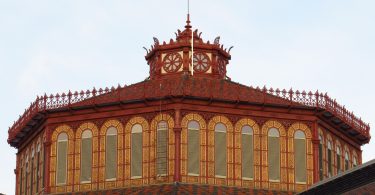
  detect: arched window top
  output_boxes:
[37,143,41,152]
[319,134,324,144]
[345,151,349,160]
[353,157,358,166]
[268,128,279,137]
[82,130,92,138]
[336,146,341,154]
[188,121,200,130]
[157,121,168,130]
[58,133,68,142]
[294,130,305,139]
[242,125,253,135]
[215,123,226,132]
[106,127,117,135]
[132,124,142,133]
[327,141,332,149]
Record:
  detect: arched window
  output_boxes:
[336,145,341,174]
[319,134,324,180]
[295,130,306,183]
[131,124,143,178]
[36,143,41,191]
[81,130,92,183]
[241,125,253,179]
[188,121,200,176]
[327,141,333,177]
[268,128,280,181]
[345,151,349,170]
[20,158,23,195]
[215,123,227,177]
[106,127,117,180]
[157,121,168,176]
[25,155,29,193]
[31,148,35,194]
[353,156,358,167]
[57,133,68,185]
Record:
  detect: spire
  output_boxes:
[185,0,191,29]
[185,14,192,29]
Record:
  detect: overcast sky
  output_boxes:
[1,1,375,194]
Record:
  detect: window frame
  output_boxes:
[56,133,68,185]
[187,120,200,176]
[268,128,280,182]
[241,125,254,180]
[214,123,227,178]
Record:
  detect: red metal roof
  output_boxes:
[7,75,370,147]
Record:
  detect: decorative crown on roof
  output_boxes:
[144,15,233,80]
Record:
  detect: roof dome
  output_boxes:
[145,15,233,80]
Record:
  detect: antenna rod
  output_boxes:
[192,28,194,76]
[188,0,190,15]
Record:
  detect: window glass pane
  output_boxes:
[242,125,253,135]
[337,154,341,173]
[36,151,40,191]
[58,133,68,141]
[81,132,92,182]
[157,122,168,175]
[336,146,341,173]
[215,131,226,177]
[295,138,306,182]
[31,156,34,195]
[25,162,28,193]
[107,127,117,135]
[131,131,142,177]
[319,134,323,180]
[268,128,279,137]
[188,121,199,130]
[20,166,23,195]
[132,124,142,133]
[188,127,199,175]
[268,136,280,181]
[158,121,168,130]
[57,139,67,184]
[242,133,253,179]
[294,130,305,139]
[345,152,349,170]
[106,128,117,180]
[328,147,332,177]
[319,144,323,180]
[215,123,226,132]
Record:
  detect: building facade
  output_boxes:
[8,16,370,194]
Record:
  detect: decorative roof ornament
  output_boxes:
[144,3,232,80]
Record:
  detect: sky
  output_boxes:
[1,0,374,194]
